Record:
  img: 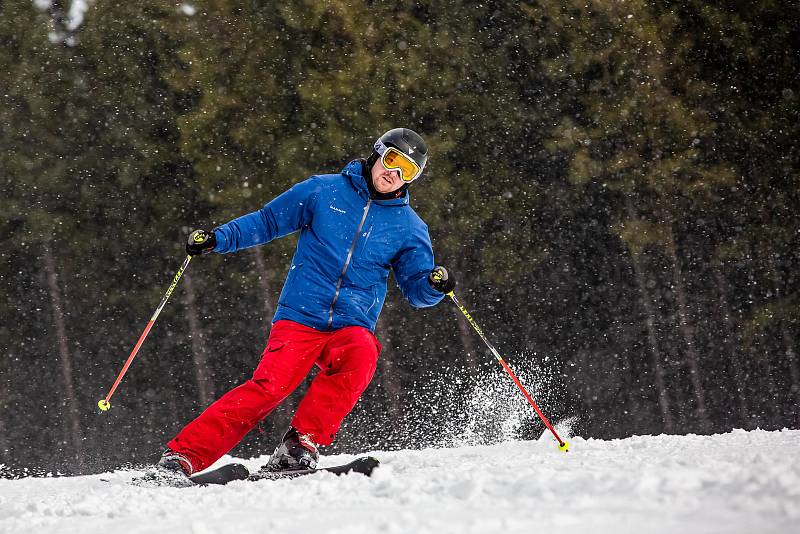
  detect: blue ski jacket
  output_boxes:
[212,160,444,331]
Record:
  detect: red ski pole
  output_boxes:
[97,255,192,411]
[446,290,569,452]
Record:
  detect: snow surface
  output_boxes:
[1,429,798,534]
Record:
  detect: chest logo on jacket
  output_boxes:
[329,205,347,214]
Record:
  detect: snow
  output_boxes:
[65,0,89,32]
[1,429,799,533]
[32,0,89,30]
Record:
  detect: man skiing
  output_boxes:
[158,128,455,480]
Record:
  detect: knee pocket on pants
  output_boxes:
[265,340,286,353]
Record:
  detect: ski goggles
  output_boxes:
[374,140,422,182]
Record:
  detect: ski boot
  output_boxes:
[149,449,195,487]
[262,427,319,472]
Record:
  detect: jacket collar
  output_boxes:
[342,159,410,206]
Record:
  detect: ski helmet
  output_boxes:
[370,128,429,183]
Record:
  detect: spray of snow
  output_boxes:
[339,351,574,453]
[179,3,196,16]
[444,353,574,447]
[65,0,89,31]
[539,414,579,445]
[34,0,91,44]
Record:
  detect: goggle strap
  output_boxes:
[374,139,388,156]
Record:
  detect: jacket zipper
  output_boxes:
[327,199,372,329]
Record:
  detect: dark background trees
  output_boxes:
[1,1,798,475]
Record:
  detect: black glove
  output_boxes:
[428,266,456,294]
[186,229,217,256]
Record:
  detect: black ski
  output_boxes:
[190,456,380,486]
[190,462,250,485]
[250,456,380,482]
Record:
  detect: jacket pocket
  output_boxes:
[354,224,374,260]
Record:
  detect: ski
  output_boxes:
[190,456,380,486]
[190,462,250,485]
[250,456,380,482]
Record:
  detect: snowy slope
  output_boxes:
[1,429,798,534]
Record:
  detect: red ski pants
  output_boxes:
[167,320,381,472]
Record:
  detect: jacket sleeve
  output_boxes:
[213,177,322,254]
[391,221,445,308]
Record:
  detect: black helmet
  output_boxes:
[370,128,428,182]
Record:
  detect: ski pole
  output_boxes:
[445,289,569,452]
[97,255,192,411]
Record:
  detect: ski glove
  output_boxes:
[186,229,217,256]
[428,266,456,294]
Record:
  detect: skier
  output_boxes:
[158,128,455,481]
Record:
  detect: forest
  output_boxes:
[1,1,798,475]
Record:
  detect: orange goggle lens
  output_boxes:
[381,147,421,182]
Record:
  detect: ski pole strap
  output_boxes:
[100,255,192,408]
[447,291,567,449]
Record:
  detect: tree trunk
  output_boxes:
[747,332,780,427]
[183,271,214,406]
[712,265,750,427]
[768,266,800,426]
[0,401,8,465]
[43,246,84,470]
[779,326,800,427]
[666,228,712,433]
[624,199,673,433]
[628,246,674,433]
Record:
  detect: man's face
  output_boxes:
[371,157,405,194]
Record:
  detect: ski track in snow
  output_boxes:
[1,429,798,534]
